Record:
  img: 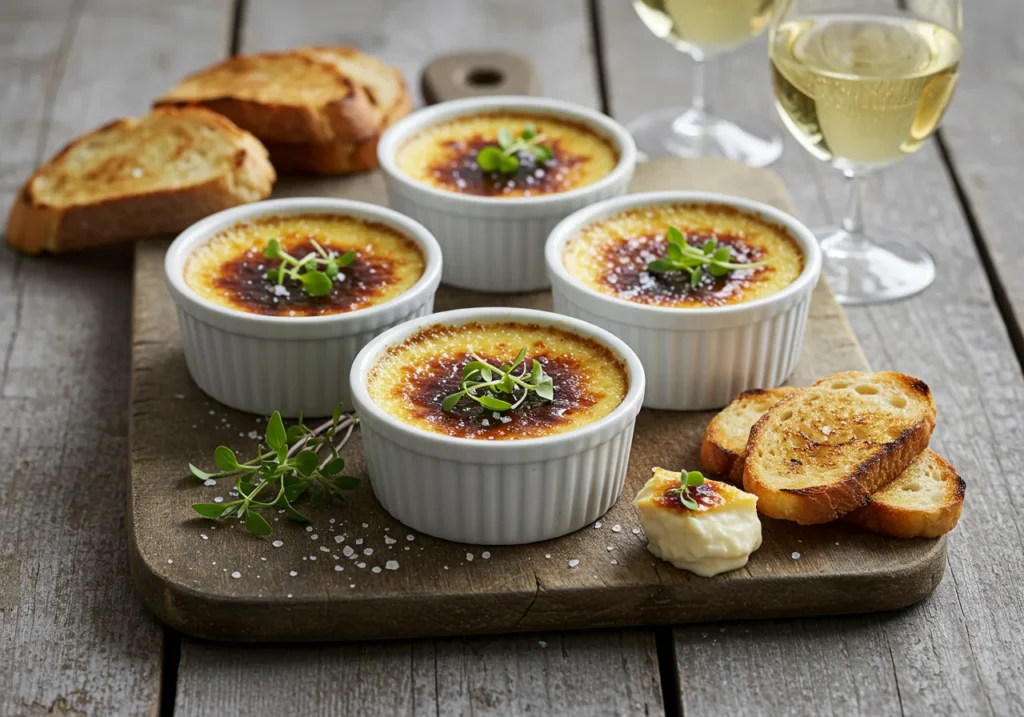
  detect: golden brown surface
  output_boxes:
[184,214,424,317]
[562,203,804,307]
[396,113,618,197]
[6,107,275,255]
[366,321,628,439]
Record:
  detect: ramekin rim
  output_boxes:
[544,190,823,319]
[376,95,637,208]
[349,307,646,451]
[164,197,444,329]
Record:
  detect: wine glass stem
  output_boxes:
[691,57,713,118]
[827,173,873,253]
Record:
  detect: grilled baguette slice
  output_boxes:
[743,371,937,525]
[6,107,275,255]
[844,449,965,538]
[704,387,963,537]
[700,387,796,483]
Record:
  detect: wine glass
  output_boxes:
[629,0,784,167]
[770,0,962,304]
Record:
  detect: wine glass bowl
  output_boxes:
[769,0,962,304]
[628,0,784,167]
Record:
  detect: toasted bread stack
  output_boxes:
[6,107,275,254]
[156,47,411,175]
[701,372,965,538]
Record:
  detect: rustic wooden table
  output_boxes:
[1,1,1022,715]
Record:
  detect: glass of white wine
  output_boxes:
[630,0,784,167]
[770,0,961,304]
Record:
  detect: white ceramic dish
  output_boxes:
[349,307,646,545]
[545,191,822,411]
[377,96,636,293]
[165,197,443,418]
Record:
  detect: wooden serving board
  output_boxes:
[128,159,946,642]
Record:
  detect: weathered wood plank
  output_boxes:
[939,0,1024,345]
[170,2,665,715]
[0,0,233,714]
[597,2,1024,715]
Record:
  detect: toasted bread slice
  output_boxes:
[6,107,275,255]
[704,388,963,537]
[156,47,408,149]
[701,387,796,482]
[743,371,936,525]
[844,449,965,538]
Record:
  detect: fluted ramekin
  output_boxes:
[165,197,443,417]
[377,96,636,293]
[546,192,822,411]
[349,308,646,545]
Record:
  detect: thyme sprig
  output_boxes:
[668,470,706,511]
[646,227,769,288]
[262,238,356,298]
[442,347,554,413]
[189,404,360,536]
[476,123,553,175]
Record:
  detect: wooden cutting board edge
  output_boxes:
[127,158,947,642]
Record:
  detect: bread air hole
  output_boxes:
[889,396,908,408]
[855,384,879,395]
[779,409,794,421]
[831,381,850,389]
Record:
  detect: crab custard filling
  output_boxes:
[396,113,619,198]
[366,322,629,440]
[184,214,425,317]
[562,203,804,308]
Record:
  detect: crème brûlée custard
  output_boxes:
[563,203,804,308]
[395,113,619,198]
[366,322,629,440]
[184,214,425,317]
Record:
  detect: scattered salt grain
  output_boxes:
[272,540,283,548]
[355,538,364,545]
[309,556,316,561]
[385,560,399,571]
[568,559,580,568]
[606,546,613,551]
[319,546,330,553]
[200,534,208,540]
[466,552,474,561]
[287,594,293,598]
[310,534,318,540]
[822,426,832,436]
[248,430,259,440]
[407,534,415,541]
[792,552,801,560]
[363,548,373,556]
[334,565,344,572]
[538,640,547,648]
[632,527,642,535]
[545,554,551,559]
[204,479,216,486]
[372,566,382,574]
[305,526,313,532]
[611,524,622,533]
[231,571,241,579]
[594,522,602,529]
[174,393,184,399]
[213,497,224,503]
[289,570,297,577]
[362,522,369,528]
[356,562,366,569]
[482,551,491,559]
[384,536,397,545]
[611,560,618,565]
[167,559,173,564]
[334,535,344,544]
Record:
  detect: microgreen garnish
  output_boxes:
[646,227,768,288]
[442,347,554,413]
[189,404,360,536]
[476,123,553,175]
[262,238,356,298]
[668,470,706,510]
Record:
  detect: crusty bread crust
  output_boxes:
[700,387,796,483]
[742,371,937,525]
[843,449,965,538]
[5,108,275,255]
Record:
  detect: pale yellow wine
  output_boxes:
[771,14,960,169]
[633,0,774,54]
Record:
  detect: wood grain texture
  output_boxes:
[0,0,233,715]
[176,630,662,717]
[597,2,1024,715]
[939,0,1024,341]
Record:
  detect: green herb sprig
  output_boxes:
[646,227,768,288]
[476,124,553,175]
[262,238,356,298]
[189,404,360,536]
[668,470,706,510]
[442,347,554,413]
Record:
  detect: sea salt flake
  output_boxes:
[384,536,397,545]
[372,566,382,574]
[305,526,313,532]
[272,540,284,548]
[385,560,399,571]
[594,522,602,529]
[356,562,366,569]
[545,554,551,559]
[289,571,297,577]
[611,524,622,533]
[538,640,547,648]
[407,534,415,541]
[213,497,224,503]
[334,565,344,572]
[309,556,316,561]
[320,546,330,553]
[482,551,491,559]
[167,559,173,564]
[231,571,241,579]
[362,522,369,528]
[343,546,354,557]
[568,559,580,568]
[248,430,259,440]
[334,535,344,544]
[310,534,318,540]
[466,552,474,561]
[606,546,613,551]
[364,548,373,556]
[203,479,216,486]
[792,552,801,560]
[632,527,642,535]
[355,538,364,545]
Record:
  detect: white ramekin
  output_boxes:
[546,191,823,411]
[377,96,637,293]
[349,308,646,545]
[165,198,443,418]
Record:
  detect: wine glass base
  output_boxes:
[817,227,936,306]
[627,106,784,167]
